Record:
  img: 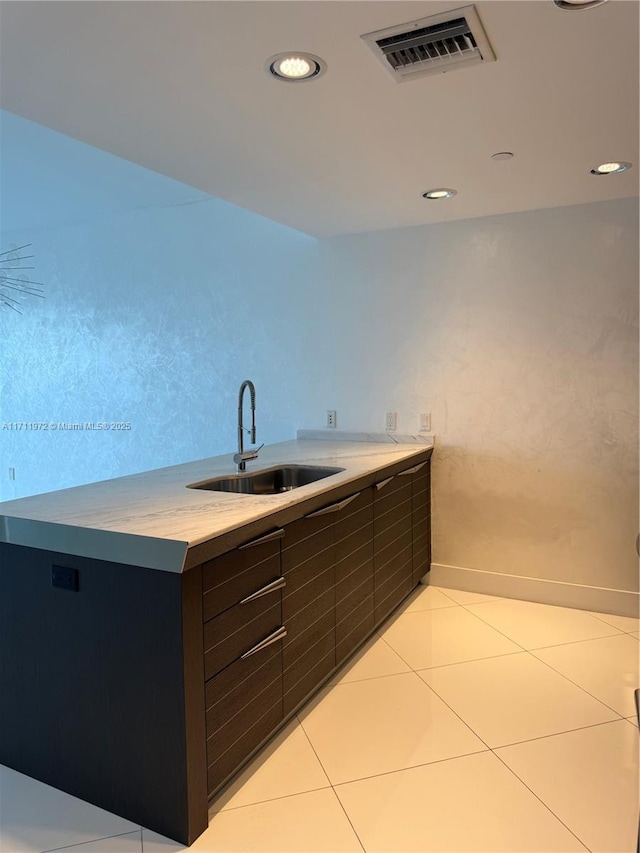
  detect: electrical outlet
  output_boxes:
[8,467,15,481]
[385,411,397,431]
[419,412,431,432]
[326,410,337,428]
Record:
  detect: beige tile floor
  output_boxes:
[1,585,638,853]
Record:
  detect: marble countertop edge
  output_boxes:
[0,437,433,573]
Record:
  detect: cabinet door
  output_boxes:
[205,633,284,794]
[281,512,335,715]
[334,489,374,664]
[201,528,286,795]
[411,460,431,585]
[373,472,414,623]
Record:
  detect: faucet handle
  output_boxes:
[233,443,264,466]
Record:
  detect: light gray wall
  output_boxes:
[0,197,316,499]
[2,164,637,599]
[302,199,639,595]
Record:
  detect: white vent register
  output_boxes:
[361,5,496,83]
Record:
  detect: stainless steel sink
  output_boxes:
[187,464,345,495]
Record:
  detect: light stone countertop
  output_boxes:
[0,437,433,572]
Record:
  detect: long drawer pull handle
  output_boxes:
[305,492,361,518]
[239,528,285,550]
[375,477,394,491]
[398,462,428,476]
[241,626,287,660]
[240,576,286,605]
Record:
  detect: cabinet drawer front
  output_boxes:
[202,535,282,622]
[206,641,282,741]
[206,642,283,795]
[204,597,281,680]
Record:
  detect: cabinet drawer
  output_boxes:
[204,596,282,680]
[202,529,283,622]
[206,640,283,794]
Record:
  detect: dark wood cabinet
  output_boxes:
[201,527,286,795]
[411,460,431,584]
[280,491,369,713]
[203,457,431,799]
[205,637,283,793]
[0,448,431,847]
[334,488,374,665]
[281,509,336,714]
[373,470,414,622]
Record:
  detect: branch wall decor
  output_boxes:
[0,244,45,313]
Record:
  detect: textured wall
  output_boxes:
[2,192,637,596]
[0,198,315,500]
[302,199,639,594]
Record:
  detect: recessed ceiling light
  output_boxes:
[553,0,607,9]
[266,53,326,82]
[422,188,457,200]
[590,161,632,175]
[491,152,514,161]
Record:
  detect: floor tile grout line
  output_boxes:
[413,673,495,751]
[462,601,627,647]
[432,586,503,606]
[412,648,526,672]
[297,714,335,790]
[524,628,626,651]
[210,782,333,815]
[528,648,630,719]
[329,668,412,687]
[491,716,632,750]
[41,829,143,853]
[453,604,532,652]
[587,610,640,632]
[330,746,493,789]
[297,718,367,852]
[416,651,626,750]
[209,715,334,815]
[328,787,367,853]
[491,750,591,852]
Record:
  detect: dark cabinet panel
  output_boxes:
[335,489,374,664]
[205,640,283,793]
[202,529,283,622]
[281,514,335,714]
[374,475,414,622]
[1,451,432,849]
[412,461,432,584]
[203,596,282,680]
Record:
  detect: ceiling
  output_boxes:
[0,0,638,238]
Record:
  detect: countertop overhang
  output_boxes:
[0,437,433,572]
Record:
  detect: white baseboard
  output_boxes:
[427,562,639,619]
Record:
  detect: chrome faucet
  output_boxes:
[233,379,263,472]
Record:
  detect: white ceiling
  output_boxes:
[0,0,638,238]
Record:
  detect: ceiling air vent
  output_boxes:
[361,5,496,83]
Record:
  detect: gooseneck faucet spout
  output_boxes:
[233,380,263,472]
